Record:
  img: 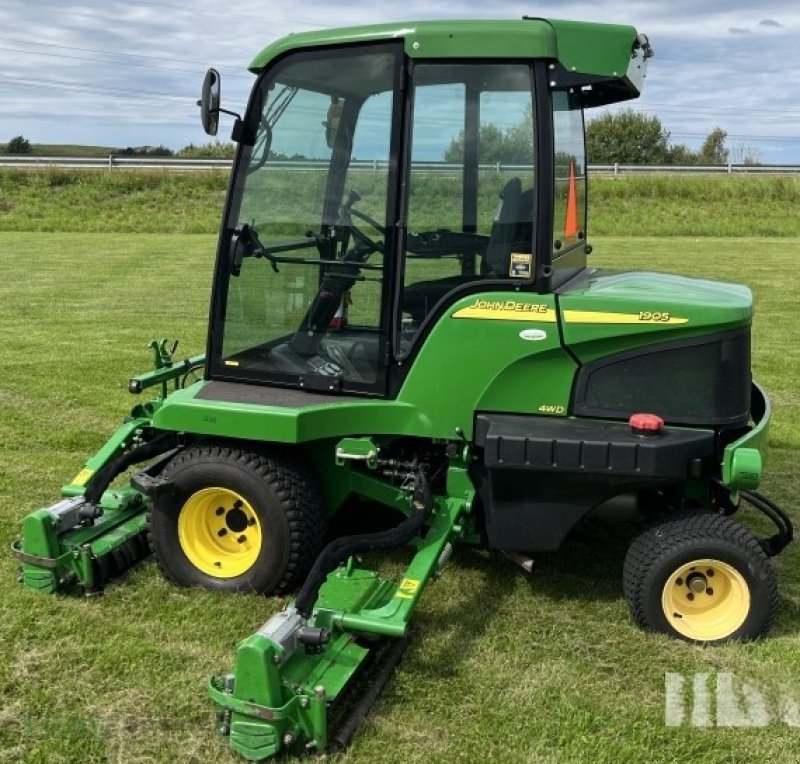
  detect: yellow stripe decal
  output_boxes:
[452,299,557,322]
[71,468,94,487]
[563,310,689,325]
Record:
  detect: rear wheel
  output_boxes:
[148,444,326,594]
[623,512,777,643]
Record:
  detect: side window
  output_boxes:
[399,64,535,354]
[404,79,466,288]
[552,90,586,255]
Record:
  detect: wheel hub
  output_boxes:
[177,487,262,578]
[662,558,750,641]
[224,505,249,533]
[686,572,707,593]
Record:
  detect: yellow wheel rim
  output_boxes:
[177,487,262,578]
[662,558,750,641]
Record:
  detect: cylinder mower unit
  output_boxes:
[13,18,793,761]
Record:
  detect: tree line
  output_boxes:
[587,111,746,166]
[3,112,760,165]
[444,110,757,166]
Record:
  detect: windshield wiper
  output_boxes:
[265,85,298,129]
[247,85,299,175]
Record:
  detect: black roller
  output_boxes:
[90,530,151,588]
[328,637,409,753]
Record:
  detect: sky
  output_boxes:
[0,1,798,164]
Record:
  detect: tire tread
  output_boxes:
[622,510,778,642]
[147,442,326,594]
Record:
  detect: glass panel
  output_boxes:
[220,46,397,388]
[552,90,586,255]
[477,89,534,233]
[403,77,466,330]
[400,64,535,354]
[340,91,393,333]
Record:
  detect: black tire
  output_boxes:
[623,511,777,644]
[148,443,326,594]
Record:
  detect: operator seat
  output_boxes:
[402,177,532,322]
[482,175,524,276]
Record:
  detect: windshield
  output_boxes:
[216,44,399,392]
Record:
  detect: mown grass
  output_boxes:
[0,228,799,763]
[0,168,799,236]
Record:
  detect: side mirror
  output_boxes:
[199,68,221,136]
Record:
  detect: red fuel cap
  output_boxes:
[629,413,664,435]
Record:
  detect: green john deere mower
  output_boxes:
[13,17,793,761]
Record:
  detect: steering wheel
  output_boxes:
[338,190,385,255]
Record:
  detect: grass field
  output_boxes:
[0,173,799,764]
[1,169,799,236]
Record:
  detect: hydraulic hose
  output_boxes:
[739,489,794,556]
[83,431,178,506]
[295,467,433,618]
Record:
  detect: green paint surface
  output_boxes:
[249,18,638,80]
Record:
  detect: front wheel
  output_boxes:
[623,512,777,643]
[148,444,326,594]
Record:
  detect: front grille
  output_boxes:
[572,327,751,426]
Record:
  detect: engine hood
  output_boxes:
[557,269,752,363]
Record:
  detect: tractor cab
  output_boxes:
[205,20,652,396]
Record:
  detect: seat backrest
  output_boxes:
[482,177,532,277]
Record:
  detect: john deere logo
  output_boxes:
[452,299,556,322]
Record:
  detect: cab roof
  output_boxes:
[248,18,651,106]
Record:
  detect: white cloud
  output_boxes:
[0,0,797,162]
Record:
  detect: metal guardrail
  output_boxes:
[591,163,800,176]
[0,155,797,175]
[0,155,232,171]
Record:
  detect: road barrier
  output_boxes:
[0,155,797,174]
